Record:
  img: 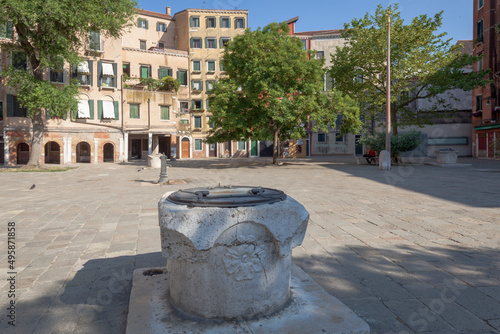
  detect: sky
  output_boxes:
[137,0,472,43]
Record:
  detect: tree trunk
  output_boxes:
[26,110,45,168]
[272,129,279,165]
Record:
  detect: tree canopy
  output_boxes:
[0,0,137,167]
[328,3,489,136]
[208,22,362,164]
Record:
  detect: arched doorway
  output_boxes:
[181,138,190,158]
[44,141,61,164]
[103,143,114,162]
[16,143,30,165]
[76,142,91,163]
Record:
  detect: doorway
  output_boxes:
[17,143,30,165]
[159,136,171,158]
[355,135,363,155]
[44,141,60,164]
[76,142,91,163]
[209,143,217,157]
[103,143,114,162]
[131,139,142,159]
[250,140,258,157]
[181,138,190,158]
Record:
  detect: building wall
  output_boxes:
[174,9,248,157]
[472,0,500,159]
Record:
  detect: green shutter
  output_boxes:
[6,94,13,117]
[242,18,246,28]
[114,101,119,120]
[200,81,203,91]
[112,63,117,87]
[190,17,194,27]
[137,18,141,28]
[0,101,2,119]
[97,61,102,87]
[228,18,231,28]
[167,68,172,77]
[98,100,103,119]
[200,100,204,109]
[88,60,93,86]
[88,100,94,119]
[191,100,195,109]
[156,22,160,31]
[190,38,193,48]
[145,20,149,29]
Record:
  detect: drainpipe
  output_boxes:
[148,98,151,130]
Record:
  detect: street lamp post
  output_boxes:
[386,13,392,157]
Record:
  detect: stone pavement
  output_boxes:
[0,156,499,334]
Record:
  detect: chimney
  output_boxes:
[166,6,171,16]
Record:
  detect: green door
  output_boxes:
[250,140,258,156]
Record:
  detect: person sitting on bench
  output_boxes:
[363,149,377,164]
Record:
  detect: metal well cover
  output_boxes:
[166,186,287,208]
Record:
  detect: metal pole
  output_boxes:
[386,13,392,156]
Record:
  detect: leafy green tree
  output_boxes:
[359,131,422,161]
[329,3,488,137]
[208,22,362,164]
[0,0,137,167]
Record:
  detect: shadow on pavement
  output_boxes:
[293,244,500,333]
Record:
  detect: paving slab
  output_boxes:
[0,156,499,333]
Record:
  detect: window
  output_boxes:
[77,100,93,119]
[158,42,165,49]
[318,133,326,143]
[194,138,203,150]
[177,70,188,85]
[180,101,189,113]
[180,119,189,124]
[206,99,210,110]
[220,17,230,28]
[123,62,130,78]
[225,142,230,151]
[302,40,307,50]
[160,106,170,120]
[477,56,483,72]
[237,141,246,150]
[140,65,151,79]
[0,21,13,39]
[192,100,203,110]
[477,20,484,43]
[50,67,64,83]
[207,61,216,72]
[6,95,28,117]
[335,133,344,142]
[192,80,203,91]
[130,104,140,119]
[98,100,118,119]
[99,62,117,88]
[206,17,216,28]
[158,67,172,79]
[315,51,324,59]
[0,101,3,120]
[206,38,217,49]
[194,116,202,128]
[220,62,225,72]
[476,95,483,111]
[140,40,147,50]
[235,17,245,29]
[192,60,201,72]
[220,37,231,48]
[209,116,214,128]
[12,52,27,70]
[157,22,167,32]
[89,31,101,51]
[479,0,484,8]
[190,38,202,48]
[138,18,148,29]
[206,80,215,91]
[190,16,200,28]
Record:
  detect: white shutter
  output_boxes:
[77,100,90,118]
[102,101,115,118]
